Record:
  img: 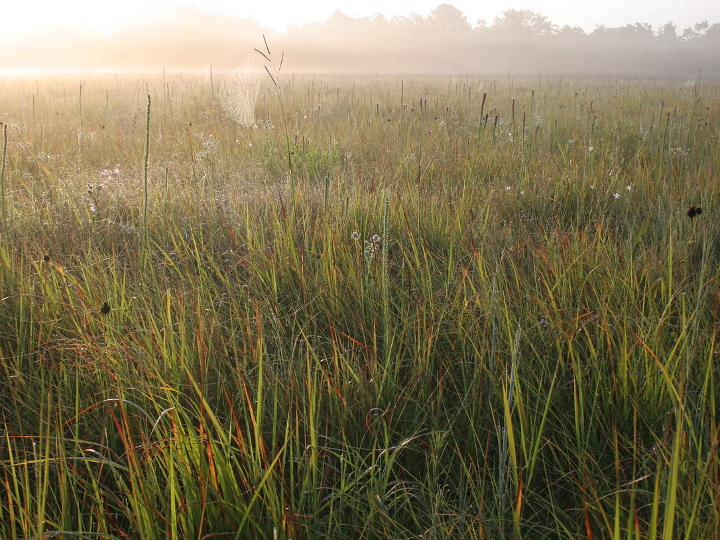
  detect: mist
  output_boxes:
[0,4,718,76]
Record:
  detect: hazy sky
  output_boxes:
[4,0,718,37]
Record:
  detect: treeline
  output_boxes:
[1,4,718,76]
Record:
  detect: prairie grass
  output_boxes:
[0,72,719,539]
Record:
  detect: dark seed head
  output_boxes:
[43,254,50,262]
[100,302,111,315]
[687,206,702,219]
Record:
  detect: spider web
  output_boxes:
[221,58,263,127]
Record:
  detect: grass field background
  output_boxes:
[0,69,719,539]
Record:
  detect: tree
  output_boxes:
[475,18,488,30]
[427,4,472,35]
[592,22,654,39]
[492,9,555,35]
[657,22,678,40]
[681,20,709,40]
[326,11,356,29]
[557,25,586,36]
[703,23,720,41]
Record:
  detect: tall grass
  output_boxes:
[0,73,718,539]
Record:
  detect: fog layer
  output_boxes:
[1,4,718,76]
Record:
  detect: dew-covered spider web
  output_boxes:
[221,58,263,127]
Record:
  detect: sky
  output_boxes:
[3,0,719,38]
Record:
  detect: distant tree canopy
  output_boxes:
[427,4,472,35]
[0,4,718,75]
[492,9,556,35]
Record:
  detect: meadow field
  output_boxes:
[0,68,719,539]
